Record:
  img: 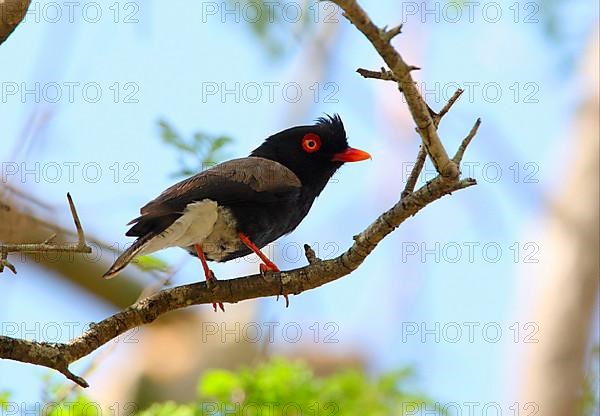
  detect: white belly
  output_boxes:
[139,199,219,255]
[201,207,243,261]
[138,199,243,261]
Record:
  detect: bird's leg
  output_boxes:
[238,233,279,271]
[238,232,289,307]
[194,243,225,312]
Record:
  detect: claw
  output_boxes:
[194,243,225,312]
[259,262,279,273]
[239,233,289,309]
[259,263,289,307]
[205,271,225,312]
[276,293,290,308]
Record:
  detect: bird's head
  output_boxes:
[250,114,370,191]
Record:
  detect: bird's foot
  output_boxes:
[206,269,225,312]
[194,243,225,312]
[259,262,279,273]
[238,233,287,307]
[259,263,289,308]
[278,293,290,308]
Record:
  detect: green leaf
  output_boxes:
[137,401,195,416]
[0,392,10,410]
[34,357,445,416]
[198,369,242,402]
[46,394,95,416]
[157,120,234,178]
[132,255,170,273]
[158,120,195,154]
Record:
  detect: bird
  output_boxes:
[103,114,370,311]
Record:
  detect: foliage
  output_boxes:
[158,119,233,178]
[45,395,103,416]
[132,255,171,273]
[0,391,10,410]
[31,358,439,415]
[2,391,96,415]
[33,348,599,416]
[138,357,440,415]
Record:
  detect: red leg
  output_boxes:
[194,243,224,312]
[238,232,289,307]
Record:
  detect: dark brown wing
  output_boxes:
[125,157,301,237]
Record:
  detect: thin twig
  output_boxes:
[402,146,428,197]
[434,88,464,128]
[453,118,482,164]
[66,192,87,249]
[304,244,321,264]
[403,90,465,196]
[379,24,403,42]
[357,67,396,81]
[0,193,92,274]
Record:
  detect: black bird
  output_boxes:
[104,114,370,311]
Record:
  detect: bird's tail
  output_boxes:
[103,234,154,279]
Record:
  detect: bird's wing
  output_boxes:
[125,157,301,237]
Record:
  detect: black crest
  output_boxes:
[316,113,346,140]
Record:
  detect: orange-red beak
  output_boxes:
[332,147,371,163]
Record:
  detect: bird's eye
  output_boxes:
[301,133,321,153]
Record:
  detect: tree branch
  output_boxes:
[453,118,482,164]
[357,67,397,81]
[0,0,30,46]
[402,145,427,197]
[401,89,466,197]
[331,0,459,178]
[0,172,476,387]
[435,88,464,126]
[0,0,482,387]
[0,193,92,274]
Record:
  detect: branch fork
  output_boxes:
[0,193,92,274]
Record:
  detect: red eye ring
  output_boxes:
[301,133,321,153]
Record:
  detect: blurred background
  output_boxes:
[0,0,598,414]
